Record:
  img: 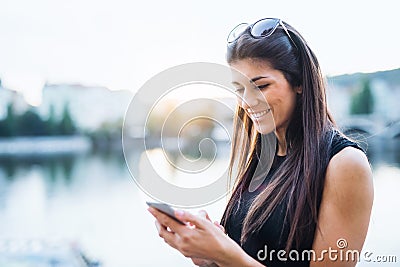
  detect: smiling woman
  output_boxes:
[230,60,301,146]
[149,18,374,267]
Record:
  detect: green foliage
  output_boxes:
[59,103,76,135]
[0,103,77,137]
[0,104,16,136]
[46,105,59,135]
[15,109,47,136]
[350,78,374,115]
[328,68,400,88]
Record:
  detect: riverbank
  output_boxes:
[0,136,92,156]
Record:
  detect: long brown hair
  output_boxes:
[220,21,336,251]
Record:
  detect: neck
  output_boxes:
[275,128,287,156]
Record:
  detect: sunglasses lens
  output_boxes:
[251,18,279,38]
[227,23,248,43]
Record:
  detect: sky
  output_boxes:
[0,0,399,105]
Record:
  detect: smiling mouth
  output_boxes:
[248,108,271,119]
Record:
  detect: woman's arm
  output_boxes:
[148,207,265,267]
[310,147,374,266]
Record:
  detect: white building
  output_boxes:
[0,86,28,119]
[38,84,133,131]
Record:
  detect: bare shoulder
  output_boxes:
[326,146,372,184]
[324,146,374,210]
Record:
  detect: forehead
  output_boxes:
[230,59,276,82]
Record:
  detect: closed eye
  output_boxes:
[256,84,270,90]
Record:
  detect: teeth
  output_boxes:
[249,109,269,119]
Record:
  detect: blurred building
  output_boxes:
[1,68,399,138]
[0,85,28,119]
[38,83,133,131]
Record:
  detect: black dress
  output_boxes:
[224,132,363,266]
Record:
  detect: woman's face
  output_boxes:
[230,58,301,134]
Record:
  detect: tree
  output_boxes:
[350,78,374,115]
[46,105,59,135]
[0,103,16,136]
[59,103,76,135]
[16,108,47,136]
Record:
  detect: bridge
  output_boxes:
[337,115,400,139]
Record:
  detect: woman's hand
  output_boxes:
[190,210,224,266]
[147,207,239,266]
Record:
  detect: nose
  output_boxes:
[240,88,259,110]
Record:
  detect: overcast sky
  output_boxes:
[0,0,399,105]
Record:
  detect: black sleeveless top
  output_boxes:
[224,131,363,266]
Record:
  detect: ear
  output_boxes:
[295,86,302,94]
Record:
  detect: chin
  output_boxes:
[256,124,275,134]
[253,113,275,134]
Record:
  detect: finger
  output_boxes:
[156,221,176,236]
[148,207,186,233]
[175,209,208,229]
[214,221,225,232]
[155,220,172,235]
[155,220,178,248]
[198,210,211,222]
[155,220,161,232]
[191,257,209,266]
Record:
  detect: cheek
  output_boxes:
[271,92,297,121]
[283,94,297,118]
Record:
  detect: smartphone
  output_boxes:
[146,201,186,225]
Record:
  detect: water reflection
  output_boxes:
[0,137,399,266]
[0,151,127,199]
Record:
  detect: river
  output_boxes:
[0,136,399,266]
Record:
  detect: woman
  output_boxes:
[148,18,373,266]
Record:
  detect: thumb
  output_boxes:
[175,210,206,229]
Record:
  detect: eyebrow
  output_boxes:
[231,75,270,86]
[250,76,270,82]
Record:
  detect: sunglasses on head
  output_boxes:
[227,18,298,51]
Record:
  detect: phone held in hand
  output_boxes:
[146,201,186,225]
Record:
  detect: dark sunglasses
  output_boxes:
[227,18,298,51]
